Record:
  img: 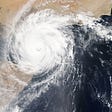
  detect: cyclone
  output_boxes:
[7,10,74,74]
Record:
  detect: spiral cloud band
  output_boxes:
[7,10,74,74]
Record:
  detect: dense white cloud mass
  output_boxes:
[7,10,74,74]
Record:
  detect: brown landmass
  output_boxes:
[0,0,111,25]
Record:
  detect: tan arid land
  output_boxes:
[0,0,112,25]
[0,0,112,110]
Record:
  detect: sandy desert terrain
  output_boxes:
[0,0,111,25]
